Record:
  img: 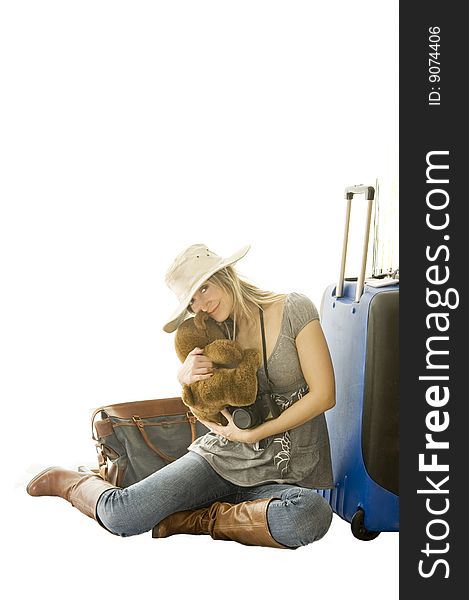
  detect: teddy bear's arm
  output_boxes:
[182,381,229,426]
[181,384,195,408]
[217,349,262,406]
[203,339,243,365]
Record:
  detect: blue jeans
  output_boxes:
[97,451,332,548]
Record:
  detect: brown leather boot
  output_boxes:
[27,466,117,527]
[152,498,287,548]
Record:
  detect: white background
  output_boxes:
[1,1,398,598]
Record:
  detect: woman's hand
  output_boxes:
[178,347,214,386]
[198,409,259,444]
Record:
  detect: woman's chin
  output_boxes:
[213,311,228,323]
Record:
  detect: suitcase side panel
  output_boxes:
[320,281,399,532]
[362,291,399,495]
[321,283,367,483]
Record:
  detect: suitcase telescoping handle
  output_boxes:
[336,185,375,302]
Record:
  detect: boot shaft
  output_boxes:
[153,498,286,548]
[27,466,117,522]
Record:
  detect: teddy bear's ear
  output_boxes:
[194,312,209,333]
[174,317,198,361]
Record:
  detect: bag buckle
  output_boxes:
[132,415,144,428]
[186,411,197,424]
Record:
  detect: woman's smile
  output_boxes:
[208,302,220,317]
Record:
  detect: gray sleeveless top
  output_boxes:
[188,292,334,488]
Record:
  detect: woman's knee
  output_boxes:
[96,488,155,537]
[301,490,333,542]
[267,488,333,548]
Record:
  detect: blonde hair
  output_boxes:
[207,266,285,324]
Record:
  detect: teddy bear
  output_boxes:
[174,312,261,425]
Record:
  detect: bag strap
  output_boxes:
[132,413,198,463]
[259,307,274,391]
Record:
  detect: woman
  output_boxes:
[27,243,336,549]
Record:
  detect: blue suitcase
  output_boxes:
[319,185,399,540]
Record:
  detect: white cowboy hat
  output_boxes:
[163,243,250,333]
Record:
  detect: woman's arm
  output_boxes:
[249,319,335,442]
[199,319,336,444]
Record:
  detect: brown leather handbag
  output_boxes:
[92,397,209,487]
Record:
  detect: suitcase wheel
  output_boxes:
[351,509,381,541]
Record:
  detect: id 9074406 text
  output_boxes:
[428,26,441,106]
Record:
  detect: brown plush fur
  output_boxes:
[174,312,261,425]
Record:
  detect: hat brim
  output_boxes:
[162,244,250,333]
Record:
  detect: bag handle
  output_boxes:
[131,414,198,463]
[92,402,200,463]
[91,407,104,442]
[90,397,191,441]
[337,184,375,302]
